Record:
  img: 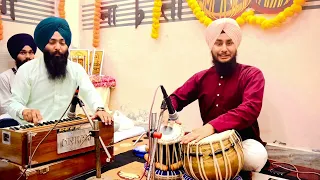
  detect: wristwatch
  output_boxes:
[96,107,105,112]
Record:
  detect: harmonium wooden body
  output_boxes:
[0,116,114,180]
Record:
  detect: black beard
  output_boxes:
[43,50,69,81]
[16,58,31,69]
[212,52,237,77]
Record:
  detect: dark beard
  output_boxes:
[16,58,31,69]
[212,52,237,77]
[43,50,69,81]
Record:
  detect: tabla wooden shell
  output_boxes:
[182,130,244,180]
[155,123,185,171]
[144,123,185,179]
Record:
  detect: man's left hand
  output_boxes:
[93,111,113,125]
[180,124,215,144]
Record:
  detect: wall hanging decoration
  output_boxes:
[93,0,102,48]
[69,49,91,74]
[151,0,306,39]
[189,0,306,29]
[0,13,3,40]
[150,0,162,39]
[58,0,65,19]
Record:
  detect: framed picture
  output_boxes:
[89,50,94,75]
[91,49,104,75]
[69,49,90,74]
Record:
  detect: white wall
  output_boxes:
[78,0,320,151]
[0,0,55,72]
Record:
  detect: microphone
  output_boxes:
[68,86,80,118]
[160,85,179,121]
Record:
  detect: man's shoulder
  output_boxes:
[0,69,14,81]
[0,68,13,76]
[194,68,212,77]
[239,64,263,75]
[67,60,85,70]
[67,60,88,77]
[238,64,264,80]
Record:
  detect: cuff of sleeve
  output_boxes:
[18,107,27,120]
[208,120,224,133]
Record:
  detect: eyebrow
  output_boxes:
[20,50,33,52]
[216,39,233,42]
[50,38,65,41]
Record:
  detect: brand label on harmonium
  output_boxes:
[57,128,93,154]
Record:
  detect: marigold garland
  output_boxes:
[186,0,306,30]
[0,13,3,41]
[236,0,306,29]
[186,0,213,26]
[93,0,101,48]
[58,0,65,19]
[151,0,162,39]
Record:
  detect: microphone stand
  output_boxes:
[133,111,164,180]
[73,96,112,178]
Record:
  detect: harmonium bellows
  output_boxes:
[0,116,114,167]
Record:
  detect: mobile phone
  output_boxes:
[268,164,295,177]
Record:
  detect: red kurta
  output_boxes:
[170,63,266,145]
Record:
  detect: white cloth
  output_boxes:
[7,57,104,124]
[242,139,268,172]
[114,126,146,143]
[113,110,135,132]
[0,68,15,116]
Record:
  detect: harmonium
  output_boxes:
[0,116,114,180]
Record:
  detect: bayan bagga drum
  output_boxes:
[182,129,244,180]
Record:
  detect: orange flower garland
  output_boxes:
[93,0,101,48]
[58,0,65,19]
[0,13,3,40]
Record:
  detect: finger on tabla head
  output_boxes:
[107,117,112,125]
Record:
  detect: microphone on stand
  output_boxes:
[68,86,80,118]
[160,85,179,121]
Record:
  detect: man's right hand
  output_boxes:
[22,109,43,125]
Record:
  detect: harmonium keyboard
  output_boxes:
[0,116,114,180]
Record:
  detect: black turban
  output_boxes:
[7,33,37,60]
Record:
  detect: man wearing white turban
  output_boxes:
[163,18,268,176]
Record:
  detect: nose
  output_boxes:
[54,43,61,51]
[221,44,227,52]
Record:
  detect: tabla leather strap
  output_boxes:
[12,68,17,75]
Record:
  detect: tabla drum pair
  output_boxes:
[144,123,244,180]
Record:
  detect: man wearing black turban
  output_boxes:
[7,17,113,126]
[0,33,37,116]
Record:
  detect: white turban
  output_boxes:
[205,18,242,50]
